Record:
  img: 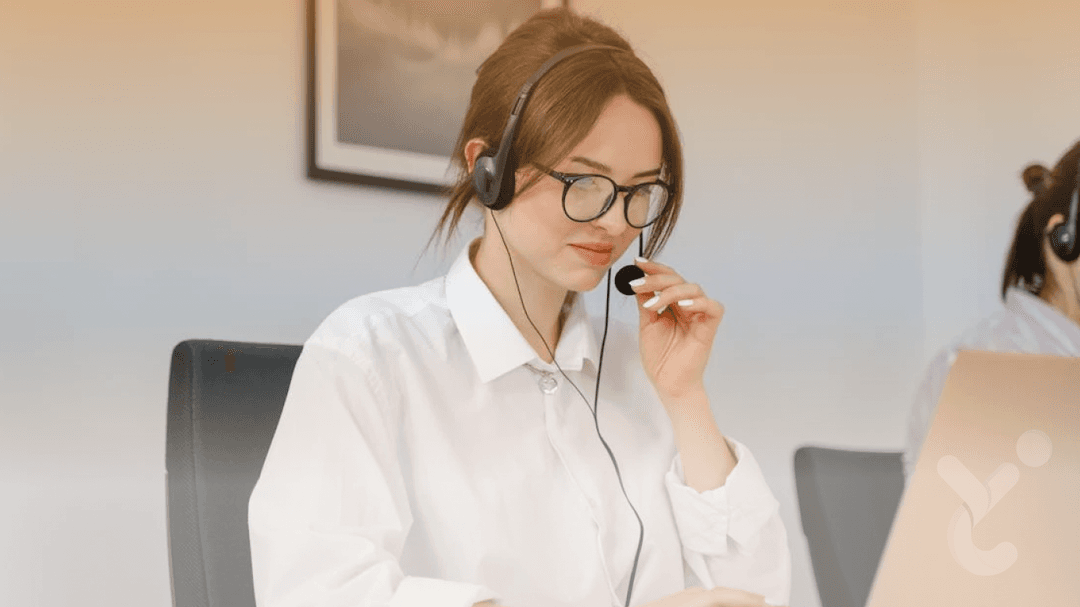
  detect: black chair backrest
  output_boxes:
[166,339,302,607]
[794,446,905,607]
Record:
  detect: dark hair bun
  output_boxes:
[1022,164,1051,194]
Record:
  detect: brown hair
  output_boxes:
[426,8,684,259]
[1002,139,1080,299]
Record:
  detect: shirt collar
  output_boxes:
[445,240,600,383]
[1005,286,1080,355]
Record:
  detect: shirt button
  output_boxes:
[538,374,558,394]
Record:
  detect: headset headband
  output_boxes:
[475,43,619,210]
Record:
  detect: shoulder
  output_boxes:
[305,276,452,364]
[920,292,1049,381]
[950,296,1041,354]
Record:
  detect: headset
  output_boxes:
[1048,156,1080,263]
[472,43,648,607]
[472,43,616,211]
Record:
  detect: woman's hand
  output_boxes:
[641,586,783,607]
[630,258,725,401]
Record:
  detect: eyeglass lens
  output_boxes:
[563,175,668,227]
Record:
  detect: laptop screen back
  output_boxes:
[867,351,1079,607]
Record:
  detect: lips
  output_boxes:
[570,243,614,266]
[572,243,614,254]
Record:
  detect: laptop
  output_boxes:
[867,350,1079,606]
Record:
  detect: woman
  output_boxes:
[904,139,1080,478]
[249,9,790,607]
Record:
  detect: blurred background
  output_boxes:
[1,0,1078,605]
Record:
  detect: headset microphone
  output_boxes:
[614,265,645,296]
[614,234,647,296]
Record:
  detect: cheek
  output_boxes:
[506,192,571,250]
[618,229,642,254]
[522,192,572,235]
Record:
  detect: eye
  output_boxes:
[625,184,670,227]
[569,175,605,193]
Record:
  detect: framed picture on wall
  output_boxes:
[307,0,567,194]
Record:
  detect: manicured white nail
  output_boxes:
[635,256,649,264]
[628,278,646,288]
[657,305,668,315]
[678,299,694,307]
[642,294,660,308]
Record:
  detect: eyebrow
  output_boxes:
[568,156,662,179]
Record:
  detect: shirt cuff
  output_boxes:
[388,577,497,607]
[664,438,780,556]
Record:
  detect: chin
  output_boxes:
[562,267,610,293]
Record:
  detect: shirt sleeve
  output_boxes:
[247,342,497,607]
[904,349,954,479]
[663,439,792,606]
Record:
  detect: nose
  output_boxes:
[592,195,633,237]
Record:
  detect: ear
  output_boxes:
[464,138,489,174]
[1044,212,1067,235]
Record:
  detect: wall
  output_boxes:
[1,2,468,605]
[576,1,921,603]
[916,0,1080,355]
[1,1,1077,606]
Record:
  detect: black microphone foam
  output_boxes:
[614,264,645,296]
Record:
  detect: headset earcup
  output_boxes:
[473,149,516,211]
[472,153,499,208]
[1050,223,1080,262]
[492,154,516,211]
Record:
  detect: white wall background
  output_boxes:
[915,0,1080,355]
[1,1,1077,606]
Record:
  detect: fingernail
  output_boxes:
[628,278,646,288]
[635,256,649,264]
[657,305,668,315]
[642,294,660,308]
[678,299,694,307]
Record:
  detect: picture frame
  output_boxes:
[306,0,567,194]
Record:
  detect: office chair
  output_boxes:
[793,446,905,607]
[166,339,302,607]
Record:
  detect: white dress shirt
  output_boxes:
[248,242,791,607]
[904,287,1080,477]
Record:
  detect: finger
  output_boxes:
[639,291,669,316]
[634,256,684,279]
[663,285,723,318]
[667,588,723,607]
[706,586,768,607]
[672,296,725,325]
[627,271,686,295]
[640,283,705,314]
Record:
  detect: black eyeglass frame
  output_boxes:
[543,168,674,229]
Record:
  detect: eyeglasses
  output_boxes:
[542,168,673,229]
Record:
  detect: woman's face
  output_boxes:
[484,93,664,294]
